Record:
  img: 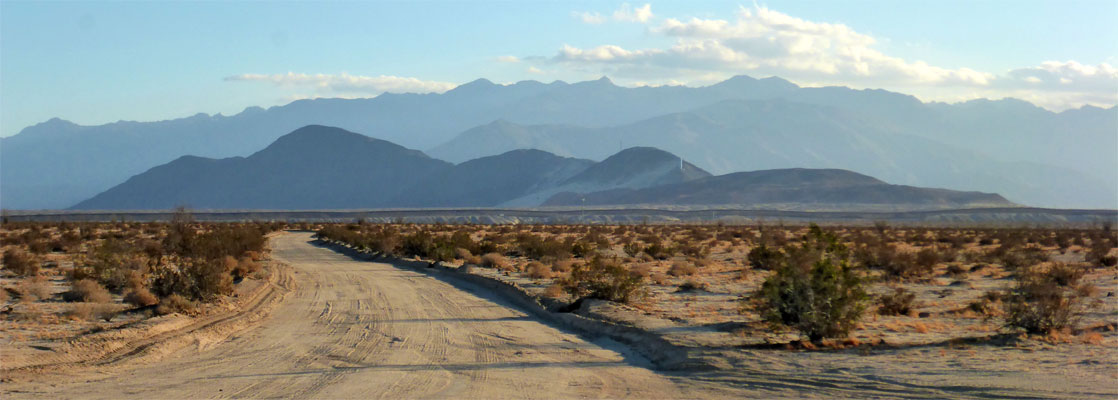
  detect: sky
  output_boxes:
[1,0,1116,137]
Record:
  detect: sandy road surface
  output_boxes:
[6,232,687,399]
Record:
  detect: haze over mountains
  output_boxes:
[72,125,1012,211]
[3,75,1114,210]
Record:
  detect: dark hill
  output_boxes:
[543,168,1012,209]
[392,149,594,207]
[72,126,451,210]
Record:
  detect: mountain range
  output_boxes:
[72,125,1012,211]
[3,75,1114,209]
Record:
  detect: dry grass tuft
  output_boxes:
[63,279,112,303]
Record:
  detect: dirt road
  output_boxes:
[7,232,688,399]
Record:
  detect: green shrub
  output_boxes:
[561,256,646,304]
[747,244,782,270]
[753,225,867,341]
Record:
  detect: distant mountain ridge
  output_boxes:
[71,126,1014,211]
[543,169,1010,209]
[4,74,1114,209]
[428,99,1115,208]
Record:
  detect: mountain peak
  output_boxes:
[445,78,499,96]
[560,146,711,188]
[255,125,392,158]
[573,76,615,88]
[710,74,798,94]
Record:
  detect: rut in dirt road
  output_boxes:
[11,232,687,399]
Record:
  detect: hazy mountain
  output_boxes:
[3,76,792,209]
[543,169,1013,210]
[392,149,594,207]
[72,126,1016,211]
[72,126,451,210]
[5,75,1114,209]
[428,100,1116,209]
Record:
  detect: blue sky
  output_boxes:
[2,1,1115,137]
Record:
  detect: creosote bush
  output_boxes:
[3,249,39,277]
[1004,265,1093,334]
[753,225,867,341]
[878,287,917,316]
[747,244,782,270]
[561,256,646,304]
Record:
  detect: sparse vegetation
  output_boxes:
[311,221,1116,347]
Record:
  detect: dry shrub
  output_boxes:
[668,261,697,277]
[230,256,261,281]
[543,283,565,299]
[629,264,652,278]
[64,279,112,303]
[878,287,917,316]
[0,287,9,304]
[156,294,196,315]
[480,253,509,270]
[64,303,94,321]
[66,303,116,321]
[676,280,708,292]
[560,256,646,304]
[1047,262,1085,287]
[945,264,967,276]
[3,249,39,276]
[454,247,473,261]
[651,273,669,285]
[1004,266,1093,334]
[1087,240,1117,267]
[18,276,52,302]
[551,259,575,274]
[967,290,1003,316]
[525,261,554,279]
[124,287,159,307]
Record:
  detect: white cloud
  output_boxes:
[613,3,653,23]
[1002,60,1117,92]
[544,5,1116,110]
[573,11,606,24]
[496,55,520,63]
[557,6,993,86]
[574,3,653,24]
[225,72,457,96]
[526,66,544,74]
